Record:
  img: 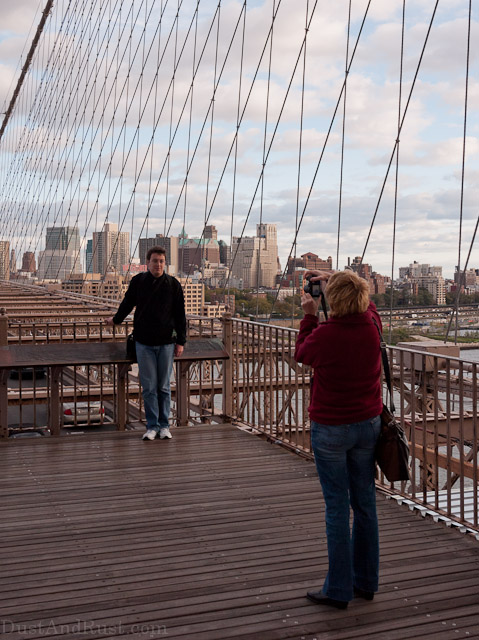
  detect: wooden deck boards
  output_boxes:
[1,425,479,639]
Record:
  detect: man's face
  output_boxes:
[147,253,166,278]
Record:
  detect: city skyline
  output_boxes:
[8,228,479,283]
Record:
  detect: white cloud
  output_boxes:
[0,0,42,34]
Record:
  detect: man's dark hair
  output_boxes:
[146,246,167,261]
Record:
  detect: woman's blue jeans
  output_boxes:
[136,342,175,433]
[311,415,381,602]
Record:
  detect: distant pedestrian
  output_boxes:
[294,269,382,609]
[105,246,186,440]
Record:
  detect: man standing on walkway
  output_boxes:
[105,246,186,440]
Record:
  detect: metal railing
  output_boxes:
[3,312,478,530]
[229,317,310,449]
[1,315,229,436]
[389,344,478,530]
[7,320,133,344]
[226,318,479,531]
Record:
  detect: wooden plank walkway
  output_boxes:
[1,425,479,640]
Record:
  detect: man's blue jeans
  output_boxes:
[311,415,381,602]
[136,342,175,433]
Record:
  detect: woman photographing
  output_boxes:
[294,269,383,610]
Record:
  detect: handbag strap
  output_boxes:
[319,288,328,321]
[371,317,395,414]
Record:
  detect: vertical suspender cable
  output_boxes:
[182,2,200,253]
[267,0,372,316]
[454,0,472,343]
[445,0,472,344]
[109,0,135,292]
[256,0,275,317]
[291,0,309,327]
[164,0,181,237]
[227,1,246,304]
[336,0,351,272]
[128,0,149,276]
[166,0,276,256]
[199,1,222,285]
[146,0,165,241]
[14,0,105,265]
[359,0,439,265]
[388,0,406,343]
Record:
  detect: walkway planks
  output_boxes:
[1,425,479,639]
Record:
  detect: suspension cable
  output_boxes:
[445,0,473,344]
[268,0,372,317]
[359,0,440,265]
[336,0,351,273]
[388,0,406,343]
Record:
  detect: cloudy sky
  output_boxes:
[0,0,478,279]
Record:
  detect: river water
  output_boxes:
[461,348,479,362]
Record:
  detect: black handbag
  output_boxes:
[372,319,410,482]
[126,333,137,362]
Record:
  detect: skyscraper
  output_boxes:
[9,249,16,274]
[204,225,218,240]
[179,235,220,275]
[230,224,279,288]
[21,251,36,272]
[85,239,93,274]
[218,239,228,265]
[37,227,81,280]
[0,241,11,280]
[45,226,80,252]
[92,223,129,275]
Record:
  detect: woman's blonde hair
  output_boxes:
[325,270,370,317]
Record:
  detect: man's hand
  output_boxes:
[174,344,184,357]
[301,293,319,316]
[104,317,115,327]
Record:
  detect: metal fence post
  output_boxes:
[222,313,233,420]
[0,308,8,347]
[0,309,8,437]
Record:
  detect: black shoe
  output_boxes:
[354,586,374,601]
[306,591,348,609]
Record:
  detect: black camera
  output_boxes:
[303,276,323,298]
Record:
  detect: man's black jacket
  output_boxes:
[113,271,187,346]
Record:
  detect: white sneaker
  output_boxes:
[142,429,157,441]
[159,428,172,439]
